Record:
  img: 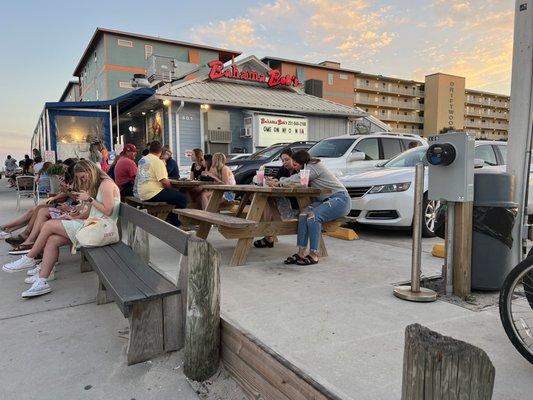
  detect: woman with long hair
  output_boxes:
[190,148,205,180]
[97,142,110,172]
[277,150,350,266]
[200,153,236,209]
[3,160,120,298]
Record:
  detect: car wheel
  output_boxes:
[421,195,440,238]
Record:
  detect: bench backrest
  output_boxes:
[119,203,190,255]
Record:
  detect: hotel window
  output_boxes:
[94,51,97,64]
[117,38,134,48]
[145,44,153,59]
[327,73,334,85]
[339,73,348,80]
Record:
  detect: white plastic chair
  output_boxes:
[15,175,38,211]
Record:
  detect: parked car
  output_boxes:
[339,141,508,237]
[227,141,317,184]
[228,153,252,161]
[264,132,426,177]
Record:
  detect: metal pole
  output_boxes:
[445,202,455,296]
[394,163,437,302]
[411,163,424,292]
[116,103,121,147]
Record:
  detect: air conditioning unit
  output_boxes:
[240,127,252,138]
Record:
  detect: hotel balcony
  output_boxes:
[355,81,424,97]
[379,114,424,124]
[355,96,423,110]
[465,97,509,109]
[464,120,509,130]
[394,128,423,135]
[465,108,509,119]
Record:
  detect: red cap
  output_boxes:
[123,144,137,153]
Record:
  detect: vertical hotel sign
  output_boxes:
[256,115,308,147]
[448,81,455,128]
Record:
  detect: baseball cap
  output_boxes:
[123,144,137,153]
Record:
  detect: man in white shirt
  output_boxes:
[33,156,44,175]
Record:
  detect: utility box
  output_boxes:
[427,132,475,202]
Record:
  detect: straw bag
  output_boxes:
[74,217,119,249]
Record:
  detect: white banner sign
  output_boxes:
[257,115,308,147]
[44,150,56,163]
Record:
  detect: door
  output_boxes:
[380,138,404,162]
[348,138,380,170]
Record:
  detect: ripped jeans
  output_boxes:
[297,191,351,252]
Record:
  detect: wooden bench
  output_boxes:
[173,209,257,230]
[124,196,175,221]
[80,203,192,365]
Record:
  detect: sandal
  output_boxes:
[296,255,319,266]
[254,237,274,248]
[9,243,34,255]
[284,254,302,265]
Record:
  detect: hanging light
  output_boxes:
[163,99,171,107]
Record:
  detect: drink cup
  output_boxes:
[256,169,264,186]
[300,169,310,187]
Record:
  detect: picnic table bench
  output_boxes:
[174,184,342,266]
[80,203,190,365]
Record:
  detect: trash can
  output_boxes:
[471,171,518,290]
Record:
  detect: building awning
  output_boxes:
[159,81,366,118]
[45,88,155,114]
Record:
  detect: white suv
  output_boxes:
[264,132,426,177]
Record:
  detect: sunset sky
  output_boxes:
[0,0,514,162]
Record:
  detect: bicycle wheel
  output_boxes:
[499,255,533,364]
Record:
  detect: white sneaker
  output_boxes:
[0,230,11,239]
[22,277,52,298]
[25,269,55,284]
[3,256,36,273]
[27,264,41,276]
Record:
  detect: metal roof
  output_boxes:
[45,88,155,113]
[160,80,365,117]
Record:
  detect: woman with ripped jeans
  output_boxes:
[278,150,351,266]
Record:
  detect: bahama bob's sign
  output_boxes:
[208,60,299,88]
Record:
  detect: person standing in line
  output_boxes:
[23,155,33,175]
[135,141,186,226]
[33,156,44,175]
[114,144,138,198]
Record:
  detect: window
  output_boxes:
[339,73,348,80]
[401,139,420,151]
[117,38,134,48]
[382,82,386,87]
[353,138,379,160]
[309,138,355,158]
[327,73,334,85]
[475,145,497,166]
[94,51,97,63]
[95,88,99,100]
[381,138,403,159]
[144,44,153,59]
[119,81,133,89]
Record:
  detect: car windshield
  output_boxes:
[385,146,429,168]
[309,139,355,158]
[250,145,285,160]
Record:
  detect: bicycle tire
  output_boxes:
[499,255,533,364]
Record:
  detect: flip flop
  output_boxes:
[254,238,274,248]
[9,244,33,255]
[296,255,319,266]
[284,254,302,265]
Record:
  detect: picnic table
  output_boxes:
[169,179,213,189]
[174,184,339,266]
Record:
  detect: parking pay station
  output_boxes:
[427,132,475,297]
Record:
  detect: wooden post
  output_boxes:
[453,202,473,298]
[184,238,221,381]
[402,324,495,400]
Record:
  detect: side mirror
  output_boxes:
[348,151,366,162]
[474,158,485,168]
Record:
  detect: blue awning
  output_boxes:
[44,87,155,113]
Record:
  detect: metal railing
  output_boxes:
[355,96,423,110]
[355,81,424,97]
[464,121,509,130]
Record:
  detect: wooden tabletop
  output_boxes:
[169,179,213,188]
[205,184,323,196]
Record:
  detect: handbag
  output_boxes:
[74,217,119,249]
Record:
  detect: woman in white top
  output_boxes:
[200,153,236,209]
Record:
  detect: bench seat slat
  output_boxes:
[108,244,179,296]
[82,247,147,315]
[173,209,257,228]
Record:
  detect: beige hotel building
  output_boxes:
[263,57,510,140]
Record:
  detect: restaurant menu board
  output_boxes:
[256,115,308,147]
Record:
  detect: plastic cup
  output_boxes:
[256,169,264,186]
[300,169,310,187]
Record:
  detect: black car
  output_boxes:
[226,141,317,184]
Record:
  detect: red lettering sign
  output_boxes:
[208,60,299,88]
